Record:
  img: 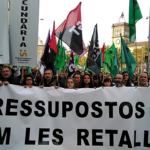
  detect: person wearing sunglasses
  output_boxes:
[22,74,36,88]
[65,77,75,89]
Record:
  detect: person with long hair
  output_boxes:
[22,74,36,88]
[122,71,133,87]
[103,78,112,87]
[93,74,102,87]
[131,74,138,86]
[82,74,94,88]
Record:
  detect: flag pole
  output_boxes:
[117,48,120,72]
[67,51,72,74]
[135,39,138,74]
[21,67,24,79]
[147,9,150,73]
[135,38,139,85]
[120,34,122,72]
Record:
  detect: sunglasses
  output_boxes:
[67,81,74,84]
[26,79,32,81]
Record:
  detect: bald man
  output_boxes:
[139,73,148,87]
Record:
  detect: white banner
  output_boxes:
[0,0,10,64]
[0,85,150,150]
[9,0,39,66]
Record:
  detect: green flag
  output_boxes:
[59,67,64,73]
[121,35,137,79]
[55,39,66,69]
[105,43,115,70]
[129,0,142,43]
[100,51,103,68]
[84,58,88,71]
[74,55,80,66]
[110,49,119,77]
[27,66,32,73]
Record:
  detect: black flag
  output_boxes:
[87,24,101,74]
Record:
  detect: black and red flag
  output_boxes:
[41,21,57,65]
[41,30,56,74]
[49,21,58,53]
[87,24,101,74]
[54,2,83,55]
[41,30,55,64]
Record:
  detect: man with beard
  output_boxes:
[0,66,20,86]
[73,72,82,88]
[114,74,124,87]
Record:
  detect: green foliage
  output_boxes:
[132,45,148,65]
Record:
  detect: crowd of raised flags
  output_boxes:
[0,0,144,84]
[38,0,143,80]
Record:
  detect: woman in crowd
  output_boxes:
[82,74,94,88]
[35,70,42,86]
[65,77,75,89]
[93,74,102,87]
[122,71,133,86]
[22,74,36,88]
[108,75,115,86]
[103,78,112,87]
[131,74,138,86]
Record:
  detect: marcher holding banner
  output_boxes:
[114,74,124,87]
[138,73,149,87]
[82,73,94,88]
[39,68,59,88]
[22,74,36,88]
[0,66,20,86]
[65,77,75,89]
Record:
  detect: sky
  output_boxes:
[38,0,150,48]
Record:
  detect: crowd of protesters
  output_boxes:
[0,65,149,89]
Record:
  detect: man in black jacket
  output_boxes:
[0,64,3,78]
[0,66,20,86]
[39,68,59,88]
[73,72,82,88]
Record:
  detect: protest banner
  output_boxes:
[9,0,39,66]
[0,0,10,64]
[0,85,150,150]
